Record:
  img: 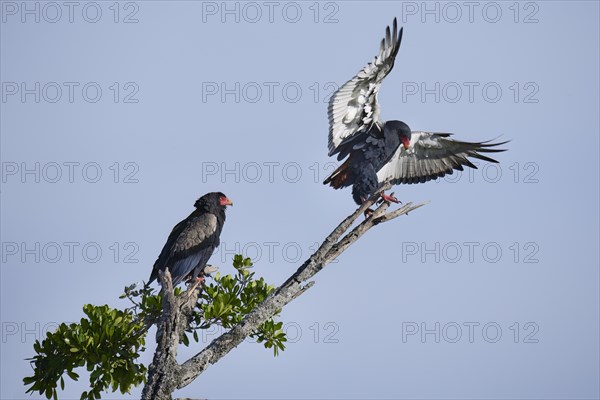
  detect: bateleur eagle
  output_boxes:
[149,192,232,287]
[324,18,507,205]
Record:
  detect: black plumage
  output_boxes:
[324,121,406,204]
[324,19,507,205]
[148,192,232,287]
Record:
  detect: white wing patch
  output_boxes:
[328,18,403,156]
[377,132,507,184]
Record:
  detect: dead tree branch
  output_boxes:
[170,195,428,392]
[141,270,202,400]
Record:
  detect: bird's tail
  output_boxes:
[323,157,353,189]
[146,268,157,287]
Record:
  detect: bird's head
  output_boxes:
[386,120,412,150]
[194,192,233,210]
[400,133,411,150]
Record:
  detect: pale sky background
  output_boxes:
[1,1,599,399]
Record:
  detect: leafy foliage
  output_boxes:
[23,255,286,399]
[189,255,287,355]
[23,305,146,400]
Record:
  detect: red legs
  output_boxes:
[185,266,217,298]
[362,192,401,218]
[378,191,400,204]
[186,275,206,298]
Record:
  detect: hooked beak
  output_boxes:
[220,197,233,207]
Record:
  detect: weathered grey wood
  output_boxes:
[142,270,202,400]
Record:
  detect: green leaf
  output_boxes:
[181,333,189,346]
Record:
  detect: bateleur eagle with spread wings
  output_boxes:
[324,18,507,205]
[148,192,232,287]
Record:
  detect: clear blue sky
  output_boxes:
[1,1,599,399]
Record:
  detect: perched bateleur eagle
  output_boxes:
[149,192,232,287]
[324,18,507,205]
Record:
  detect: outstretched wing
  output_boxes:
[376,132,508,184]
[150,212,219,284]
[328,18,403,157]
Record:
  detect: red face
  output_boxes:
[219,195,233,207]
[401,136,411,150]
